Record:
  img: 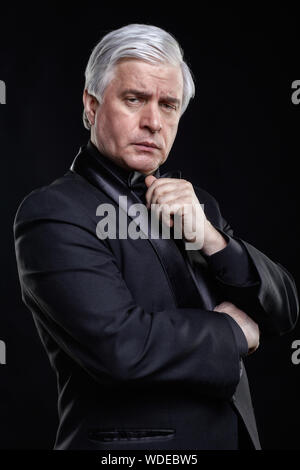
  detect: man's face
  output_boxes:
[85,59,183,175]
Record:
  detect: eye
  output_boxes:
[161,102,177,111]
[126,97,141,105]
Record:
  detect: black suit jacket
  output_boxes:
[13,142,299,450]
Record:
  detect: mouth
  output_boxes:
[132,141,160,151]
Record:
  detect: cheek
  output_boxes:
[105,109,137,145]
[96,112,120,146]
[165,122,179,147]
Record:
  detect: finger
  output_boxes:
[149,185,185,207]
[144,175,157,187]
[145,178,181,208]
[214,301,233,310]
[162,203,183,233]
[148,182,195,210]
[151,203,174,229]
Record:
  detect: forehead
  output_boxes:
[111,59,183,97]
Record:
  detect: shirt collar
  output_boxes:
[86,139,160,189]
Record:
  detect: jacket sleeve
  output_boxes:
[14,189,246,399]
[206,206,299,337]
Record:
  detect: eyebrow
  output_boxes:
[121,88,181,107]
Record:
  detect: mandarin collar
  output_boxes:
[86,140,160,189]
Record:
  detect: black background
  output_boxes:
[0,5,299,449]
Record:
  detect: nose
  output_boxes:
[140,103,162,133]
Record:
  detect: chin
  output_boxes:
[135,164,159,175]
[125,155,161,174]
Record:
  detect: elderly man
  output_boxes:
[14,24,298,450]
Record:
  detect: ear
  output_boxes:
[83,90,99,126]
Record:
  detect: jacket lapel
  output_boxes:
[70,145,204,309]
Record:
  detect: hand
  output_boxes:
[214,301,260,355]
[145,175,227,253]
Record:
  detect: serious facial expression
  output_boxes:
[89,59,183,175]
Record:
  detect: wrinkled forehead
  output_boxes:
[111,58,183,100]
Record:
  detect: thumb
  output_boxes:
[145,175,157,187]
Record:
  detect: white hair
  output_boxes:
[83,24,195,129]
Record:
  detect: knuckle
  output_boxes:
[153,187,160,198]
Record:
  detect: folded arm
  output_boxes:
[200,200,299,337]
[14,192,248,399]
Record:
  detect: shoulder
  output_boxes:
[13,170,108,229]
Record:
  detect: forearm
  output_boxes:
[15,212,245,400]
[201,219,228,256]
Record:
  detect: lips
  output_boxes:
[133,141,159,149]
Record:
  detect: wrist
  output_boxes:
[202,220,228,256]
